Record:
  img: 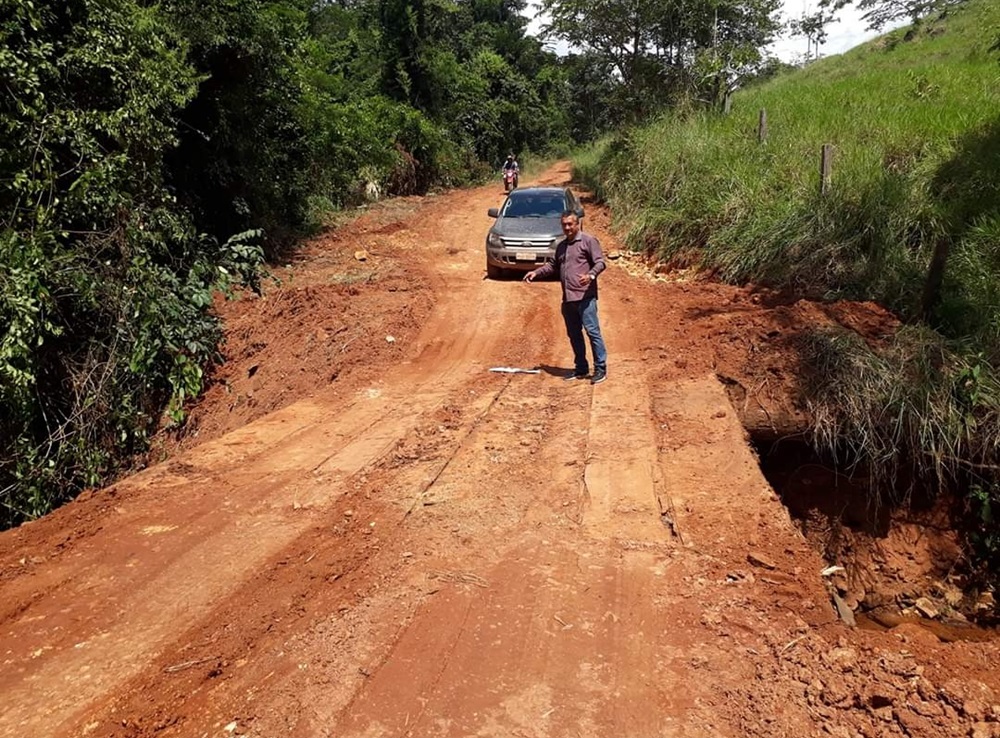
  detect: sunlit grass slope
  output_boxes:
[587,0,1000,344]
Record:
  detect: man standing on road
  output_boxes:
[523,211,608,384]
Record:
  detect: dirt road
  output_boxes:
[2,163,998,738]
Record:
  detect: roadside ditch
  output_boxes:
[748,432,997,642]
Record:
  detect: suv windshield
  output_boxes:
[501,193,567,218]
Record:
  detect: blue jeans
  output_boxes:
[562,298,607,375]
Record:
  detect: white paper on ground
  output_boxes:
[489,367,542,374]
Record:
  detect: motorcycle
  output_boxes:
[503,167,519,193]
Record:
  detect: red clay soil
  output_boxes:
[1,162,998,738]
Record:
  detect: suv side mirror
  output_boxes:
[487,207,499,218]
[576,207,585,219]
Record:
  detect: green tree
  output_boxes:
[821,0,965,31]
[789,9,835,60]
[541,0,668,113]
[688,0,783,108]
[560,52,624,140]
[158,0,314,251]
[1,0,262,526]
[540,0,782,116]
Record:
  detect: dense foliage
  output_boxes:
[574,0,1000,580]
[542,0,783,116]
[0,0,255,525]
[0,0,574,527]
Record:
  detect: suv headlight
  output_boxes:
[549,237,562,248]
[488,233,503,248]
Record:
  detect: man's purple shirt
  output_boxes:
[533,232,606,302]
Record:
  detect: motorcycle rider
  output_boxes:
[502,153,519,190]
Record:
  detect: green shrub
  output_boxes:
[0,0,263,527]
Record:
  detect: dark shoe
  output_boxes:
[563,371,588,381]
[591,369,607,385]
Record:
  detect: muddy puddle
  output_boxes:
[752,436,998,643]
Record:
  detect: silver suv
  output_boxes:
[485,187,585,279]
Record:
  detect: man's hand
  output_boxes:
[523,270,536,283]
[578,273,593,286]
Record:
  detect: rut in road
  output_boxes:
[0,164,837,738]
[331,367,736,738]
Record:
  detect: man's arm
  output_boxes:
[574,234,606,286]
[586,234,606,278]
[525,242,561,282]
[524,259,555,282]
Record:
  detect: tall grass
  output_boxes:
[571,137,612,202]
[594,0,1000,336]
[578,0,1000,580]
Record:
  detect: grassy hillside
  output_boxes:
[582,0,999,336]
[576,0,1000,579]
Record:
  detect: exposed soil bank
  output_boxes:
[756,436,998,639]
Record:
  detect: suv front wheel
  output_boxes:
[486,261,505,280]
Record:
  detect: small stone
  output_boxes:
[821,677,853,707]
[872,705,894,722]
[964,699,990,722]
[970,723,1000,738]
[907,694,944,719]
[916,677,938,702]
[832,592,856,627]
[354,249,369,261]
[822,725,852,738]
[933,580,964,608]
[823,647,858,674]
[894,707,937,738]
[915,597,940,619]
[747,551,777,570]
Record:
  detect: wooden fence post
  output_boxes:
[820,144,834,195]
[757,109,767,144]
[723,92,733,115]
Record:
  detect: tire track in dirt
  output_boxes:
[67,366,593,737]
[311,291,741,738]
[0,386,494,738]
[226,377,593,738]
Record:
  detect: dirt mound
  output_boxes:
[156,200,435,455]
